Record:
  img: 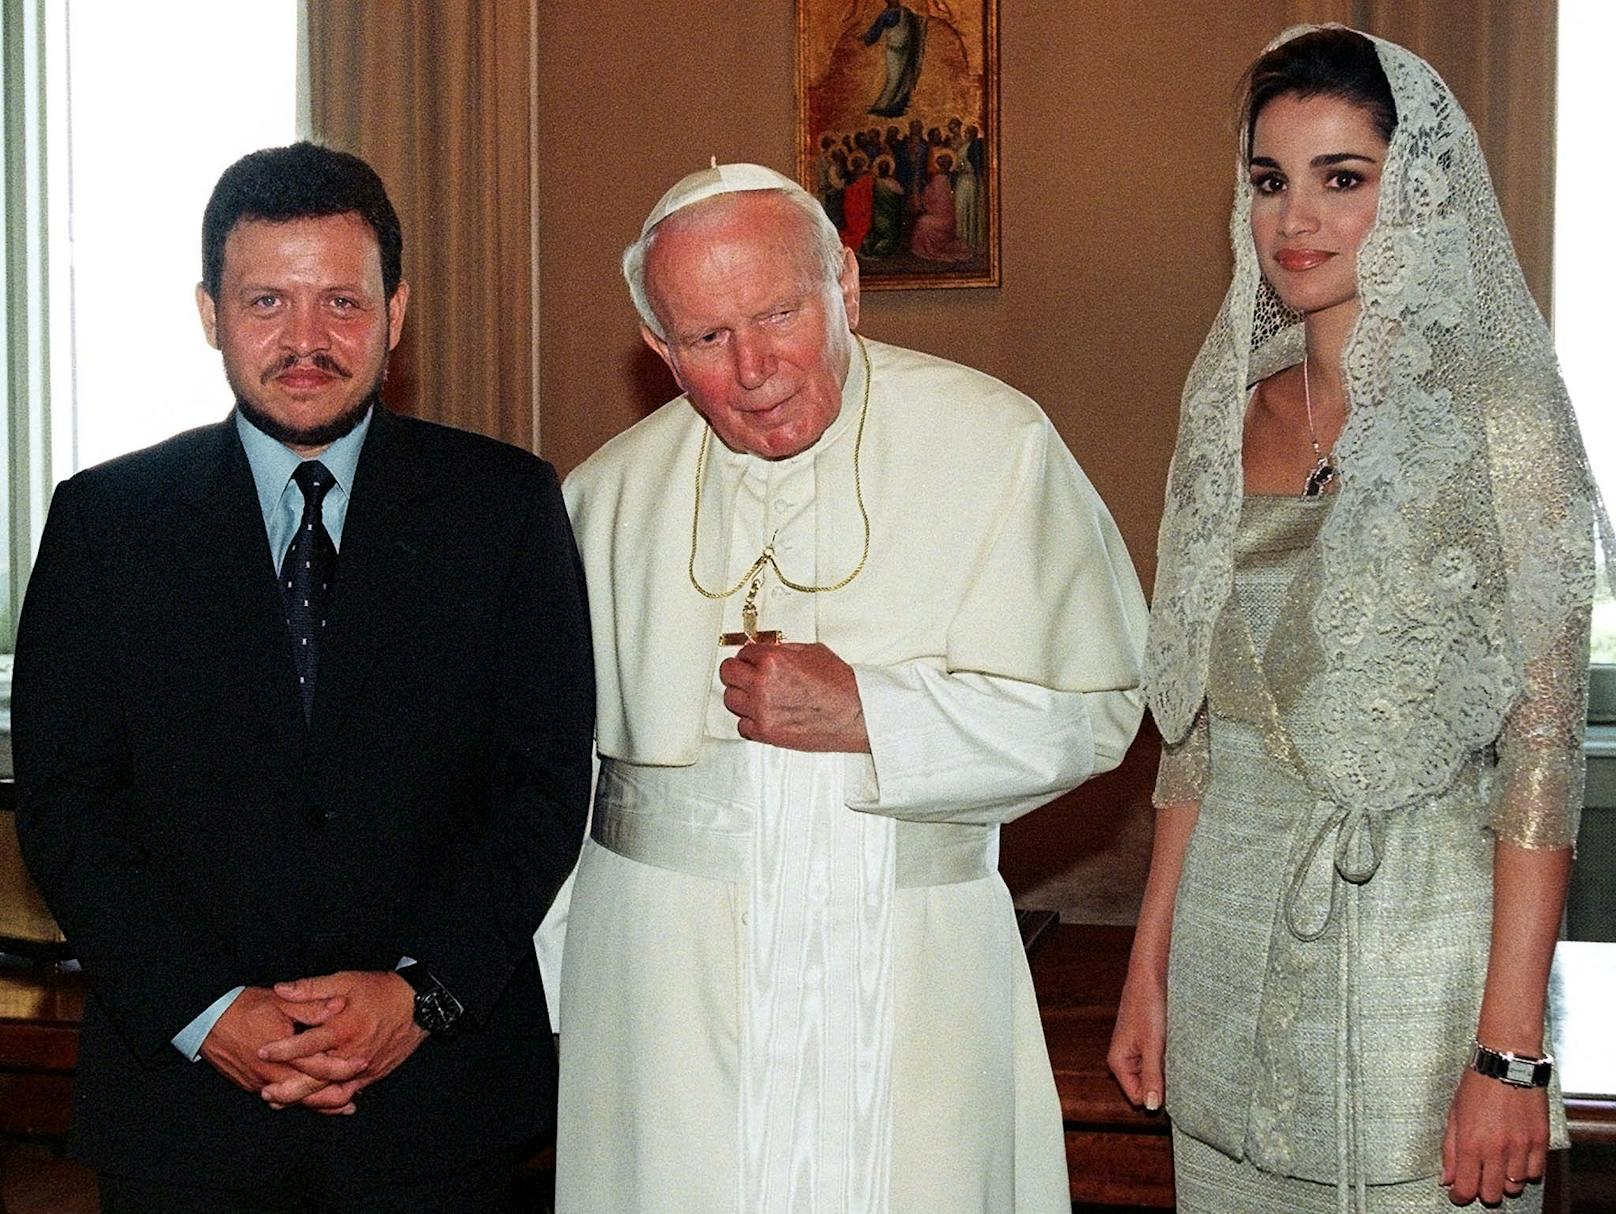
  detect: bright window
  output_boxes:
[0,1,300,648]
[1557,0,1615,667]
[53,2,301,473]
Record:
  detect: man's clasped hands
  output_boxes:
[200,970,427,1115]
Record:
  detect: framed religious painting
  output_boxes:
[796,0,1000,289]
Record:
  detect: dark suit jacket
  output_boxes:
[11,407,594,1188]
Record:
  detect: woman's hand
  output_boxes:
[1440,1068,1549,1206]
[1108,800,1200,1114]
[1441,839,1571,1204]
[1108,968,1168,1112]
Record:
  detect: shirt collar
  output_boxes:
[235,406,373,522]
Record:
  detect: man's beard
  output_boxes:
[233,353,386,449]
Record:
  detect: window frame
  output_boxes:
[1590,665,1615,725]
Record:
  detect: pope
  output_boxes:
[551,162,1149,1213]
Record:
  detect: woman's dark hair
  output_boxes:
[1243,28,1397,155]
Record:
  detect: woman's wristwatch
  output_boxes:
[1469,1040,1553,1088]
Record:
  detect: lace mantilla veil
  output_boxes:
[1145,26,1613,815]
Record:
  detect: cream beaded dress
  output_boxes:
[1157,494,1567,1212]
[1143,25,1606,1211]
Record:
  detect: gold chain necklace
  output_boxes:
[689,334,872,644]
[1301,350,1339,498]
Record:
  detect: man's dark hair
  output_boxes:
[1243,28,1398,155]
[201,141,404,300]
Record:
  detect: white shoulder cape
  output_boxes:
[564,337,1146,767]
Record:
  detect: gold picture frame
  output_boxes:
[796,0,1000,290]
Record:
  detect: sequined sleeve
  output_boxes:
[1489,609,1589,850]
[1153,706,1209,809]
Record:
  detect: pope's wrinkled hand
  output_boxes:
[720,641,870,753]
[257,970,426,1110]
[200,985,361,1114]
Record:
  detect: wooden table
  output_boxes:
[1029,923,1616,1209]
[0,960,84,1141]
[1029,923,1175,1208]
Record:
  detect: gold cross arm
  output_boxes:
[719,625,782,647]
[718,578,782,646]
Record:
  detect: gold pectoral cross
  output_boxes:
[719,573,782,647]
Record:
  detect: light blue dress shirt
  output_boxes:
[236,406,372,563]
[170,408,373,1061]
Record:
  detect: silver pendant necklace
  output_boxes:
[1301,350,1338,497]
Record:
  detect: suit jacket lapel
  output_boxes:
[178,417,307,743]
[307,408,434,751]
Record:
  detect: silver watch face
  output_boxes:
[1503,1057,1537,1086]
[415,987,461,1034]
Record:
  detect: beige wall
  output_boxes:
[536,1,1298,594]
[531,2,1555,919]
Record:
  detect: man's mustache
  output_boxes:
[262,351,353,383]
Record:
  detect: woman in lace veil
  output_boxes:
[1107,26,1607,1213]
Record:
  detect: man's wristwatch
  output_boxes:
[397,963,465,1038]
[1469,1040,1553,1088]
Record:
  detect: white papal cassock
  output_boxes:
[546,338,1148,1213]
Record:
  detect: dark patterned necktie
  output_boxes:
[281,461,337,720]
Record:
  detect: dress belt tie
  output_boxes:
[1283,801,1384,943]
[1281,799,1380,1214]
[1336,878,1369,1214]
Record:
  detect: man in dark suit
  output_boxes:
[11,142,594,1211]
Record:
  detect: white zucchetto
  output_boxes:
[638,162,813,237]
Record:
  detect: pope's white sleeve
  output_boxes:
[843,659,1142,824]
